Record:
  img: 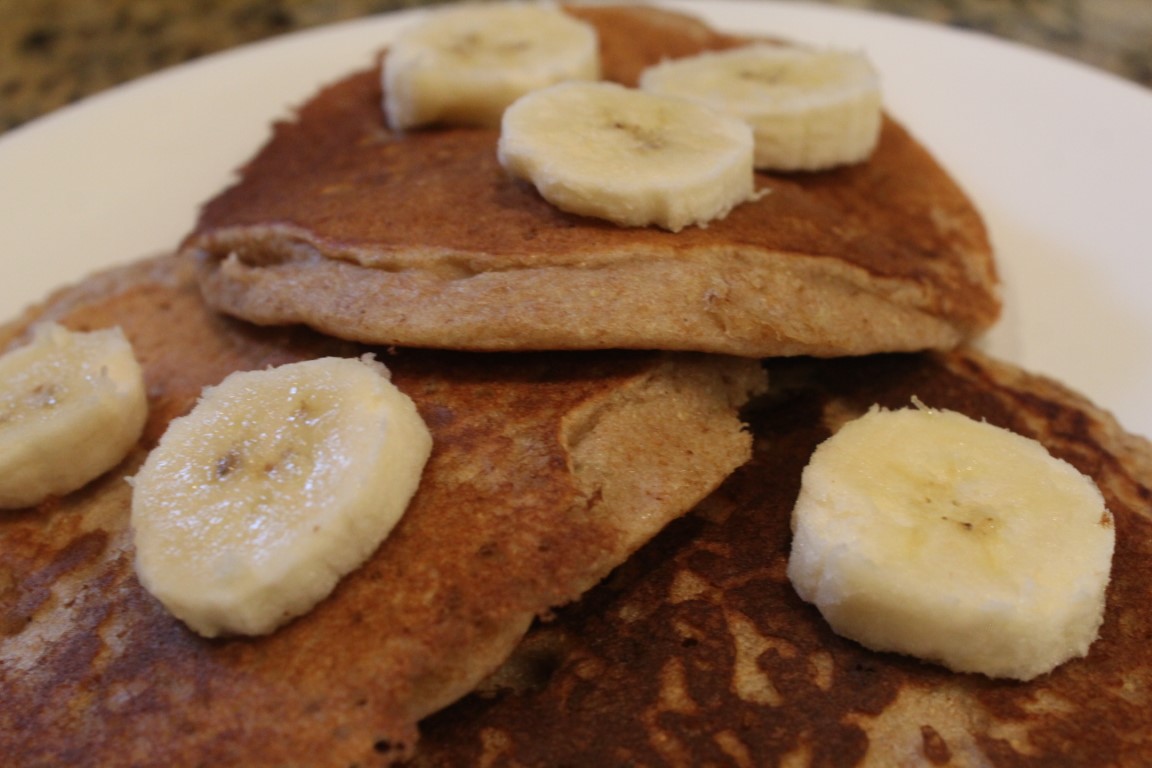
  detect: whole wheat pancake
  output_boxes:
[185,4,999,358]
[410,349,1152,767]
[0,254,764,767]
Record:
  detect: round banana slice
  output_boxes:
[498,81,756,232]
[639,44,882,171]
[787,404,1114,681]
[383,2,600,130]
[131,356,432,638]
[0,322,147,509]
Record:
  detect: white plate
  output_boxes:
[2,0,1150,438]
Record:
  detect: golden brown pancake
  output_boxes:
[185,4,1000,358]
[409,349,1152,767]
[0,254,765,766]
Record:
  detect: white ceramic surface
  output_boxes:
[2,0,1150,437]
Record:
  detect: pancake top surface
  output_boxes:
[0,255,763,767]
[410,349,1152,767]
[185,5,999,357]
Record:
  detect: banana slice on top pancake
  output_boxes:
[383,2,600,130]
[184,4,1000,358]
[497,80,757,232]
[0,254,764,766]
[639,44,883,172]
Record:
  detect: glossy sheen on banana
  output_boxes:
[131,355,432,638]
[0,323,147,509]
[787,404,1114,681]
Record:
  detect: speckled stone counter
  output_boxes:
[1,0,1150,133]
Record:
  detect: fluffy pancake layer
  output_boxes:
[0,254,764,766]
[410,349,1152,767]
[186,5,1000,357]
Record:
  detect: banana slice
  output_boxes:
[498,81,756,232]
[639,44,882,171]
[383,2,600,130]
[0,322,147,509]
[787,404,1114,681]
[130,356,432,638]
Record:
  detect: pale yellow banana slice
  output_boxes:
[787,404,1114,681]
[383,2,600,130]
[0,323,147,509]
[130,356,432,638]
[639,44,882,171]
[498,81,756,232]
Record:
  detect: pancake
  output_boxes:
[0,254,765,766]
[185,4,1000,358]
[409,349,1152,767]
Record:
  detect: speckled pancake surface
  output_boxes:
[409,349,1152,767]
[186,4,1000,357]
[0,254,764,767]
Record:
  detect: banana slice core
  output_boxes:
[131,356,432,637]
[787,404,1114,680]
[498,81,756,232]
[0,323,147,509]
[640,44,882,171]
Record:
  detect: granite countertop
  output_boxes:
[2,0,1150,134]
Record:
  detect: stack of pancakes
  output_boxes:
[2,5,1149,767]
